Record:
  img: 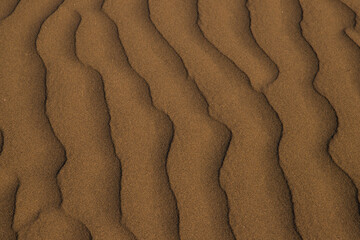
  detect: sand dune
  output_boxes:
[104,1,234,239]
[37,5,135,239]
[148,1,301,239]
[0,0,67,238]
[301,0,360,202]
[298,1,360,237]
[248,0,360,238]
[74,2,179,239]
[1,0,360,239]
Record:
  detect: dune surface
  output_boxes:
[300,0,360,208]
[1,0,360,239]
[247,0,360,238]
[104,1,234,239]
[148,1,300,239]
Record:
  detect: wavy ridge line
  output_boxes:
[195,1,302,238]
[299,0,360,223]
[195,3,302,239]
[2,0,360,239]
[0,1,78,239]
[0,0,19,22]
[37,5,135,239]
[147,0,302,239]
[298,0,360,216]
[71,1,180,238]
[248,0,360,238]
[103,0,235,239]
[99,2,182,238]
[96,10,182,237]
[298,0,360,222]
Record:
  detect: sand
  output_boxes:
[1,0,360,239]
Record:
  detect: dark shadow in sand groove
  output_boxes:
[34,0,74,210]
[146,0,235,238]
[298,2,360,217]
[244,0,280,89]
[194,0,299,237]
[0,0,20,21]
[0,130,4,155]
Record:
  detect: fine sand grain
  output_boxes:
[1,0,360,239]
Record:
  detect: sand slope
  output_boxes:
[1,0,360,239]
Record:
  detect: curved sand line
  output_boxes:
[0,0,70,237]
[339,0,360,42]
[248,0,360,238]
[3,0,360,239]
[197,0,278,92]
[332,1,360,191]
[148,1,298,239]
[103,1,234,239]
[0,168,17,240]
[196,1,302,239]
[341,0,360,12]
[300,0,360,225]
[37,5,135,239]
[69,1,180,239]
[0,5,20,237]
[0,0,19,21]
[0,130,3,154]
[22,209,91,240]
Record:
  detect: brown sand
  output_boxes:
[103,1,234,239]
[37,5,135,239]
[1,0,360,239]
[149,1,300,239]
[248,0,360,238]
[74,1,179,239]
[0,1,70,239]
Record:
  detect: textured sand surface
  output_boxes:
[1,0,360,239]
